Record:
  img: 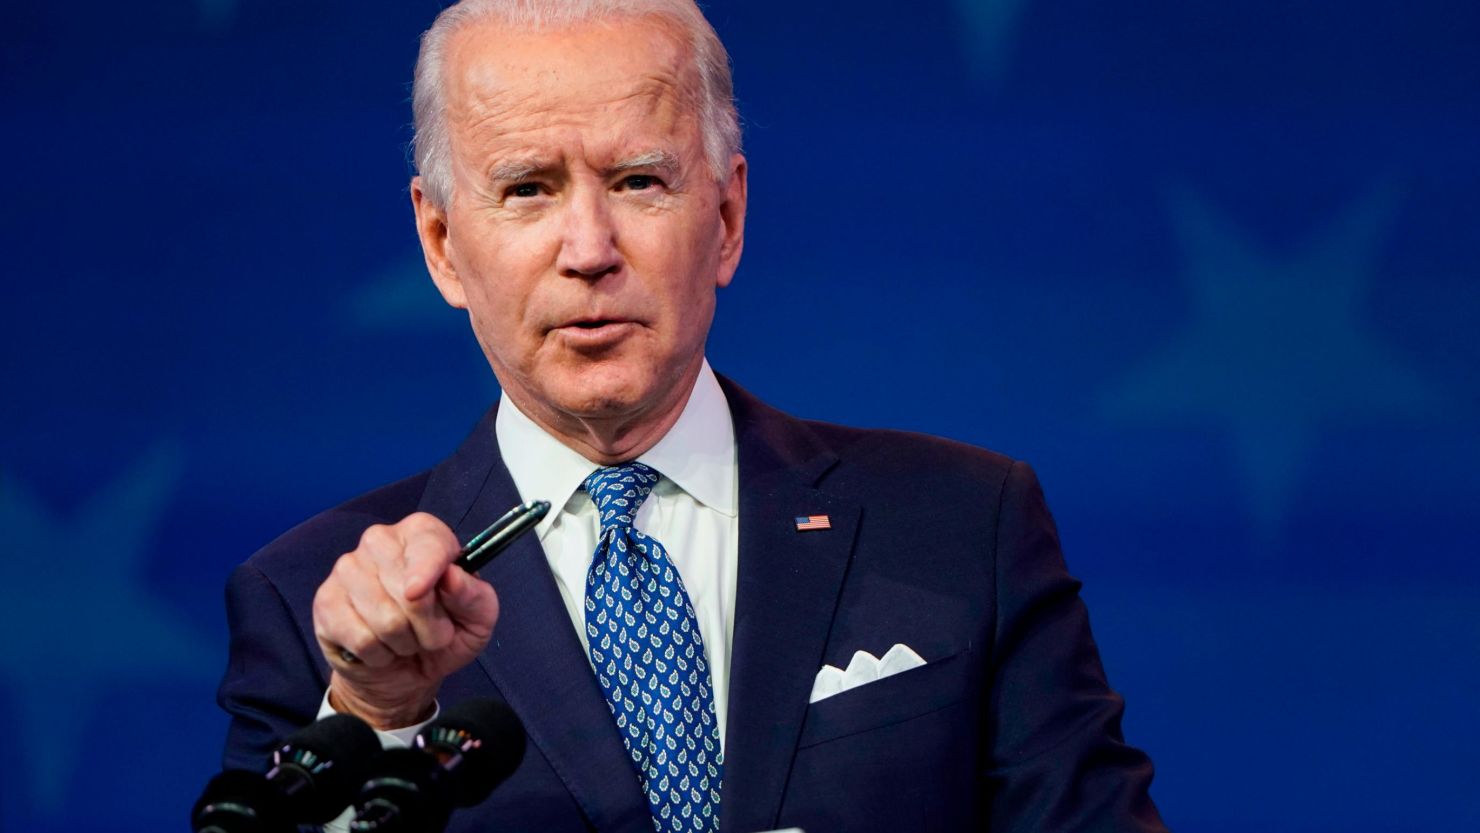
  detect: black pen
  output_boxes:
[454,499,551,573]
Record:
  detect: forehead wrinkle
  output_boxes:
[442,18,708,187]
[454,73,686,162]
[460,85,696,184]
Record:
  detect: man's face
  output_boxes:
[413,15,746,445]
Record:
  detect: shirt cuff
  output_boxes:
[315,687,442,748]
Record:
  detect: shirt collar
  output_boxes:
[494,360,738,539]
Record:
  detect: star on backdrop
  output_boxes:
[343,254,505,401]
[949,0,1034,85]
[345,254,461,333]
[1101,184,1446,536]
[0,445,215,816]
[197,0,237,30]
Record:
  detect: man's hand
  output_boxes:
[312,512,499,729]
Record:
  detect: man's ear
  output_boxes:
[714,153,747,289]
[411,176,468,308]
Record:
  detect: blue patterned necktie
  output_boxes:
[583,463,723,832]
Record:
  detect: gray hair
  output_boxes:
[411,0,741,208]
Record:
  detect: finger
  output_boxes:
[399,513,461,601]
[356,522,408,576]
[315,579,397,669]
[397,595,455,654]
[351,518,437,615]
[438,567,500,635]
[392,533,456,652]
[334,553,422,658]
[335,610,398,668]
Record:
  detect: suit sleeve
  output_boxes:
[982,461,1168,832]
[216,561,330,771]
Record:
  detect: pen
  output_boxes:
[454,499,551,573]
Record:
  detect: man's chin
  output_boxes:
[499,356,699,441]
[542,371,654,422]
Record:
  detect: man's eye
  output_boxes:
[508,182,541,198]
[622,175,658,191]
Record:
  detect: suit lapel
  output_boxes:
[418,408,652,832]
[717,380,860,833]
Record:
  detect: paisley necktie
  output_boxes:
[583,462,723,832]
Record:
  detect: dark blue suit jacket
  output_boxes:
[218,378,1167,832]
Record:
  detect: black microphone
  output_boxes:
[192,713,383,832]
[349,698,527,833]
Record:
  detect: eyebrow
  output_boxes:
[607,149,681,176]
[486,149,683,185]
[488,158,551,183]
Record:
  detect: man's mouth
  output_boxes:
[552,317,638,347]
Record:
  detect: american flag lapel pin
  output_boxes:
[794,514,832,531]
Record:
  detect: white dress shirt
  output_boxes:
[495,359,739,750]
[319,360,739,753]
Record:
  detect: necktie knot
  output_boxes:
[583,462,661,533]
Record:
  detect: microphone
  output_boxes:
[350,698,527,833]
[192,713,383,832]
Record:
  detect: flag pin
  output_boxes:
[794,514,831,531]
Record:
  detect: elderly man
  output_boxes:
[217,1,1168,831]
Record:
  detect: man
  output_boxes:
[218,1,1169,831]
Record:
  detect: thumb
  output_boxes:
[438,567,500,631]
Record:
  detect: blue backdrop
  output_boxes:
[2,1,1477,830]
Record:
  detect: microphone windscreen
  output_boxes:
[276,713,384,821]
[417,698,527,806]
[192,769,286,833]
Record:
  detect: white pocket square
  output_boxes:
[808,643,926,703]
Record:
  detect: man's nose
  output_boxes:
[556,187,621,280]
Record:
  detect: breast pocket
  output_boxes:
[796,649,974,748]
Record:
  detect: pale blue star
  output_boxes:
[343,254,503,400]
[0,444,214,815]
[1101,184,1447,535]
[949,0,1034,85]
[197,0,237,30]
[344,254,462,333]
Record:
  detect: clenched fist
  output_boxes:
[312,512,499,729]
